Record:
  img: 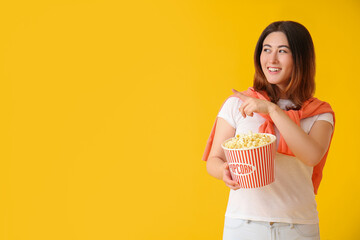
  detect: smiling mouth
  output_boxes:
[268,67,281,72]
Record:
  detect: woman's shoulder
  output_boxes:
[221,95,243,108]
[217,95,243,115]
[219,89,252,110]
[307,97,333,108]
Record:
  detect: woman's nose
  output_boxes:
[269,52,278,63]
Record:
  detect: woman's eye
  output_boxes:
[279,49,287,53]
[263,48,270,53]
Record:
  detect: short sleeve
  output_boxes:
[217,97,242,128]
[317,112,334,126]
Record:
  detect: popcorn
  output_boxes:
[223,131,272,149]
[221,132,276,188]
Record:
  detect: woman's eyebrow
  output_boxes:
[278,45,290,49]
[263,44,290,49]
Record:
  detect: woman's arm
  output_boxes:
[269,106,333,166]
[206,117,240,190]
[234,90,333,167]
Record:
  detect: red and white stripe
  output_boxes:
[224,141,275,189]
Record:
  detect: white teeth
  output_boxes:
[268,67,280,72]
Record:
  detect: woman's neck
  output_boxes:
[278,91,288,99]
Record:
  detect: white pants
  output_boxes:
[223,217,320,240]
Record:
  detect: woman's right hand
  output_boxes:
[223,162,240,190]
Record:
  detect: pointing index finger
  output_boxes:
[232,89,248,101]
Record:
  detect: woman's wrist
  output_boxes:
[268,102,280,116]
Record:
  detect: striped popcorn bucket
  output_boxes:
[221,134,276,189]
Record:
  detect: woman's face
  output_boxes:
[260,31,294,92]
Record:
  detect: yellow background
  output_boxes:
[1,0,359,239]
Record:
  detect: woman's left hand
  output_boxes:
[232,89,276,118]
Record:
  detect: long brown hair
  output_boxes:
[253,21,315,109]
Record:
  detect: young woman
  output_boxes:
[203,21,335,240]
